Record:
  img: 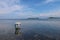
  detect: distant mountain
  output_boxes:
[49,17,60,19]
[27,17,60,20]
[27,18,40,20]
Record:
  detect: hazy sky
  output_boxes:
[0,0,60,19]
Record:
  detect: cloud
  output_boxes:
[0,0,23,14]
[45,0,60,3]
[35,0,60,6]
[0,0,60,19]
[40,10,60,17]
[0,0,37,19]
[45,0,54,3]
[15,10,40,18]
[0,5,23,14]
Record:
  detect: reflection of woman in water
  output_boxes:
[15,27,21,35]
[15,24,21,35]
[15,24,24,40]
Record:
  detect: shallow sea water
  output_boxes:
[0,20,60,40]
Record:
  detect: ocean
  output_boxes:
[0,19,60,40]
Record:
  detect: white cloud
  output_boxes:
[0,0,60,19]
[0,0,23,14]
[45,0,60,3]
[45,0,54,3]
[16,11,39,18]
[35,0,60,8]
[0,0,36,18]
[40,11,60,17]
[35,0,56,6]
[0,5,23,14]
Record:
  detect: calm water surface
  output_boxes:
[0,20,60,40]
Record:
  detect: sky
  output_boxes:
[0,0,60,19]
